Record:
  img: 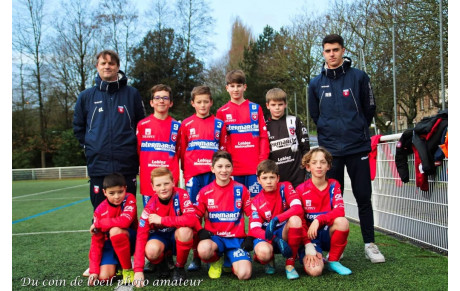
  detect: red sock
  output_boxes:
[110,233,132,269]
[200,251,220,263]
[150,252,164,265]
[287,227,303,261]
[253,253,273,265]
[175,239,193,268]
[192,233,200,259]
[328,229,349,261]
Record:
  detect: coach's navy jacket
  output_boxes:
[308,57,376,156]
[73,71,145,177]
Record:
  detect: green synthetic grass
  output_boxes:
[12,179,448,290]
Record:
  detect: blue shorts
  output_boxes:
[210,236,251,264]
[298,225,330,262]
[100,228,136,266]
[148,229,177,254]
[186,172,215,204]
[254,223,286,253]
[233,175,261,198]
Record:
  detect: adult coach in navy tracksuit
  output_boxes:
[308,34,385,263]
[73,50,145,210]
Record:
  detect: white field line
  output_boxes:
[12,184,87,199]
[12,229,89,236]
[12,197,88,202]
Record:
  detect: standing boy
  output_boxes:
[296,147,352,276]
[88,173,138,285]
[216,70,269,198]
[308,34,384,263]
[133,167,199,286]
[136,84,181,206]
[178,85,226,271]
[249,159,308,280]
[265,88,310,188]
[194,151,252,280]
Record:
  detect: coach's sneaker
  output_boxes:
[364,243,386,263]
[187,257,202,272]
[83,267,90,277]
[208,256,224,279]
[264,259,276,275]
[122,269,135,284]
[327,261,352,275]
[285,265,299,280]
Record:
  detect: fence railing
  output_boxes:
[12,166,88,181]
[342,133,448,253]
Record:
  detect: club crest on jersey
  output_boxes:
[289,127,295,135]
[208,199,214,206]
[171,133,177,142]
[265,211,272,219]
[118,106,124,113]
[94,185,100,194]
[215,131,220,139]
[190,128,196,135]
[252,112,258,121]
[396,141,402,148]
[236,199,242,209]
[145,128,151,135]
[226,114,232,120]
[342,89,350,97]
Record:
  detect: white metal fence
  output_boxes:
[12,166,88,180]
[342,133,448,253]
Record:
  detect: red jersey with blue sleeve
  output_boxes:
[194,180,251,238]
[133,187,199,272]
[136,115,181,196]
[248,182,304,240]
[89,193,138,274]
[179,114,226,181]
[216,100,269,175]
[295,178,345,228]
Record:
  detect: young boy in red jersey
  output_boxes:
[295,147,352,276]
[178,85,226,271]
[88,173,138,286]
[132,167,198,287]
[136,84,181,206]
[249,160,309,280]
[216,70,269,198]
[194,150,252,280]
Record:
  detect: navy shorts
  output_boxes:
[253,223,286,253]
[210,236,251,264]
[148,229,177,254]
[298,225,330,262]
[186,172,215,204]
[100,228,136,266]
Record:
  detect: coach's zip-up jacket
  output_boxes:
[308,57,376,156]
[73,71,145,177]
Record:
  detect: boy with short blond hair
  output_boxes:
[133,167,199,286]
[178,85,226,271]
[88,173,138,286]
[137,84,181,206]
[265,88,310,188]
[216,70,269,198]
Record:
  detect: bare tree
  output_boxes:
[227,17,253,70]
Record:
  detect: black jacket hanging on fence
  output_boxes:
[395,109,448,192]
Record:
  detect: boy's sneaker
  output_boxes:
[82,267,90,277]
[264,259,276,275]
[327,261,352,275]
[172,267,186,281]
[157,259,170,279]
[166,254,175,270]
[122,269,135,284]
[116,268,123,277]
[187,257,202,272]
[208,257,224,279]
[285,265,299,280]
[364,243,386,263]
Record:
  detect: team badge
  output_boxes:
[118,106,124,113]
[94,185,100,194]
[190,128,196,135]
[396,141,402,148]
[342,89,350,97]
[236,200,242,209]
[226,114,232,120]
[215,131,220,139]
[289,127,295,135]
[171,133,177,142]
[252,112,258,121]
[145,128,151,135]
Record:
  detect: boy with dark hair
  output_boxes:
[137,84,181,207]
[216,70,269,198]
[178,85,226,271]
[133,167,199,286]
[249,159,308,279]
[265,88,310,188]
[194,150,253,280]
[296,147,352,276]
[88,173,138,285]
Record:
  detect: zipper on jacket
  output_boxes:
[88,107,97,132]
[349,88,360,113]
[319,91,325,114]
[124,105,133,130]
